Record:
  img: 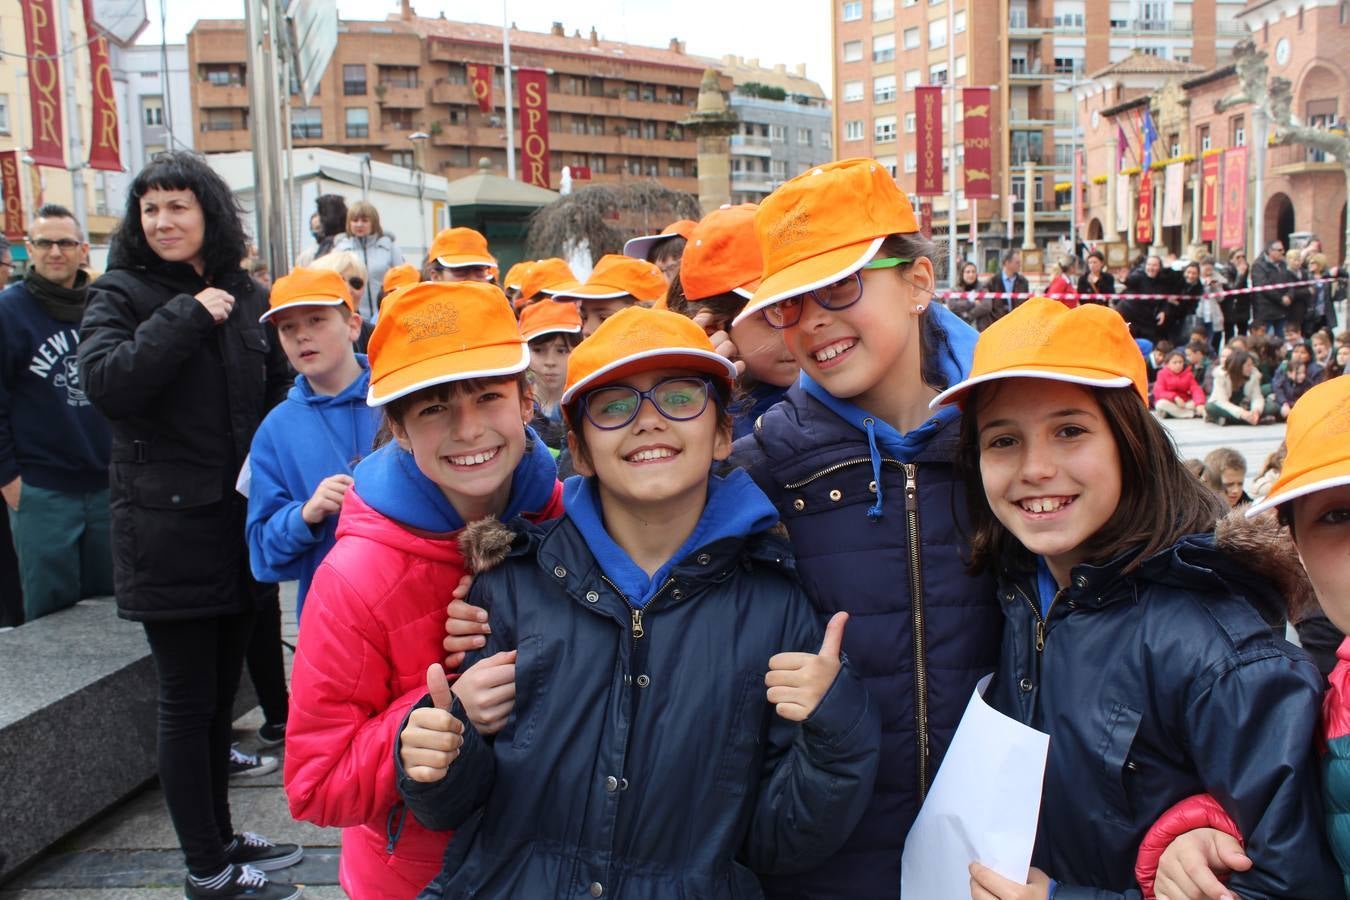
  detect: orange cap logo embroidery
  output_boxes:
[404,303,461,343]
[767,202,811,251]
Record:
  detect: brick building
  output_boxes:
[187,13,734,197]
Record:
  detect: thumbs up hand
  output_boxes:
[764,612,848,722]
[399,663,466,783]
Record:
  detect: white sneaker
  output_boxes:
[228,744,278,779]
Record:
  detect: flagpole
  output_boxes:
[946,0,956,287]
[502,0,515,181]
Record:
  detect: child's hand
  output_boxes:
[451,650,517,735]
[765,612,847,722]
[301,474,354,525]
[1154,827,1250,900]
[968,864,1051,900]
[693,309,748,378]
[400,664,464,783]
[443,575,489,670]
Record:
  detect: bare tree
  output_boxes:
[524,182,702,263]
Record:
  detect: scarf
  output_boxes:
[25,268,89,323]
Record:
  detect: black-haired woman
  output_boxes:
[78,152,302,900]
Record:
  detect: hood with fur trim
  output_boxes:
[1215,505,1316,622]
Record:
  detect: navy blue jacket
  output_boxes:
[397,503,881,899]
[988,531,1339,899]
[732,386,1003,899]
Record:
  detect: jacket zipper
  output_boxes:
[783,456,904,491]
[903,463,931,801]
[599,575,675,643]
[1013,584,1067,653]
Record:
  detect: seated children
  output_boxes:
[550,254,668,336]
[1206,349,1276,425]
[1272,341,1324,419]
[1184,340,1212,392]
[1153,349,1205,419]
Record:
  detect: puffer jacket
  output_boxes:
[1323,638,1350,896]
[285,442,563,900]
[334,232,405,322]
[988,511,1339,899]
[732,386,1003,899]
[396,473,881,900]
[79,253,291,620]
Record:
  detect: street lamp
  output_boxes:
[1055,75,1086,256]
[408,131,430,261]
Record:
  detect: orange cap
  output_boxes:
[503,260,534,292]
[520,257,582,301]
[680,204,763,302]
[930,297,1149,409]
[622,219,698,260]
[259,267,353,323]
[518,298,582,342]
[560,305,738,406]
[366,281,529,406]
[551,254,667,303]
[737,158,919,325]
[427,227,497,269]
[1246,376,1350,516]
[381,264,420,294]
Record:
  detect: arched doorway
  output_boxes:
[1087,218,1103,240]
[1264,193,1294,249]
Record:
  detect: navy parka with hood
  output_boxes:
[988,517,1340,899]
[396,472,881,899]
[731,304,1003,899]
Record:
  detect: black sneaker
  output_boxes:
[226,832,303,872]
[184,863,302,899]
[228,745,278,779]
[257,722,286,748]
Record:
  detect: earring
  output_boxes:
[915,304,926,313]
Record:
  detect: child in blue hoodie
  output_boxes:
[395,306,881,899]
[247,268,380,621]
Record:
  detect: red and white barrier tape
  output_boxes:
[936,276,1338,304]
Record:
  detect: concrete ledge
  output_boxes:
[0,598,255,881]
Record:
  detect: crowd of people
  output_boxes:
[2,150,1350,900]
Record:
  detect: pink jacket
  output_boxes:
[1153,365,1205,407]
[283,485,564,899]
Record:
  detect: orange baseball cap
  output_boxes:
[503,260,534,292]
[622,219,698,260]
[366,281,529,406]
[382,263,420,294]
[680,204,763,302]
[259,267,353,323]
[518,298,582,342]
[427,227,497,269]
[551,254,667,303]
[560,305,738,406]
[520,257,582,301]
[930,297,1149,409]
[1246,376,1350,517]
[736,158,919,326]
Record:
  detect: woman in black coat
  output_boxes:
[1076,249,1116,304]
[78,153,300,900]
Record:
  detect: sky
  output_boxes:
[139,0,835,96]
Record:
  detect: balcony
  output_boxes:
[730,134,773,156]
[1007,15,1050,37]
[732,170,777,192]
[1269,141,1344,176]
[376,84,425,109]
[1009,107,1055,126]
[197,83,250,109]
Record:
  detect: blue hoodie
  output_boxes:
[562,468,780,608]
[246,357,380,618]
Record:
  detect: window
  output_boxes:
[876,155,897,176]
[955,56,967,79]
[1198,125,1211,152]
[929,19,947,48]
[798,128,813,146]
[0,95,9,135]
[822,130,831,149]
[845,119,865,141]
[875,114,897,143]
[1231,115,1245,147]
[1053,57,1083,74]
[954,10,967,32]
[1168,135,1180,157]
[874,0,894,19]
[291,107,322,139]
[929,63,948,83]
[771,159,788,179]
[142,97,163,126]
[202,64,244,86]
[203,108,242,131]
[873,33,896,63]
[382,108,413,130]
[391,150,414,168]
[842,0,862,20]
[343,64,366,96]
[378,66,418,89]
[1011,130,1044,164]
[874,74,896,103]
[345,107,369,138]
[904,27,920,49]
[904,151,917,172]
[844,80,865,102]
[641,84,656,102]
[842,40,864,63]
[669,161,686,178]
[905,111,916,132]
[1054,142,1073,166]
[905,69,921,91]
[670,87,684,104]
[771,124,787,143]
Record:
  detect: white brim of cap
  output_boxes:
[929,370,1136,409]
[436,257,498,269]
[366,342,531,407]
[560,347,739,405]
[259,297,349,323]
[1245,473,1350,517]
[550,288,631,301]
[622,233,677,260]
[731,237,884,327]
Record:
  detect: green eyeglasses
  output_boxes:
[763,257,911,329]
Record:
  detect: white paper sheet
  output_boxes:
[900,673,1050,898]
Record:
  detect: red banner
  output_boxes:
[21,0,64,168]
[1200,152,1220,242]
[1135,171,1153,246]
[919,198,933,239]
[1,151,24,240]
[83,0,121,172]
[1220,146,1247,249]
[915,85,943,196]
[962,87,992,200]
[466,63,493,114]
[517,69,550,189]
